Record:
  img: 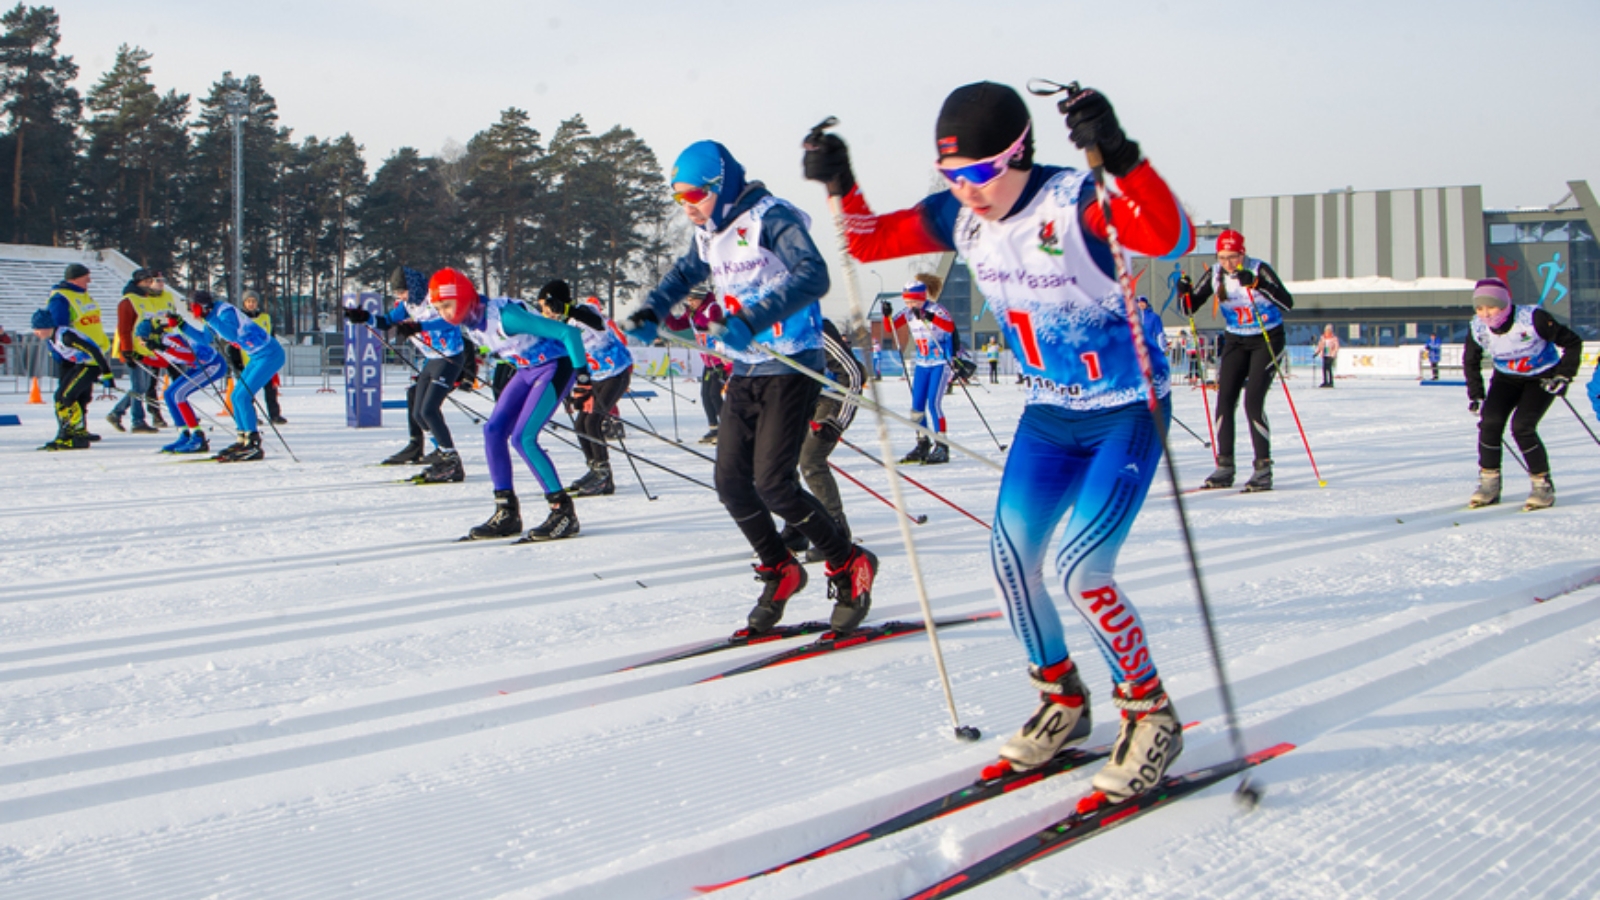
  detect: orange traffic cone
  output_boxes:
[27,376,42,404]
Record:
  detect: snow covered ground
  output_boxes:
[3,367,1599,900]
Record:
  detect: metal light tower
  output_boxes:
[224,90,248,305]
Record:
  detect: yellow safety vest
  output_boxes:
[53,283,110,353]
[112,288,177,357]
[242,310,272,364]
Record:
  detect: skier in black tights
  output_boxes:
[1179,229,1293,491]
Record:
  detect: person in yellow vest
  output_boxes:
[241,290,286,424]
[109,268,176,432]
[45,263,110,441]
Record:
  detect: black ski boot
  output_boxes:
[923,441,950,465]
[417,447,447,466]
[570,461,614,497]
[747,556,807,634]
[1242,460,1272,492]
[414,450,465,483]
[221,432,264,463]
[825,546,878,634]
[381,440,424,466]
[1202,456,1235,489]
[465,490,521,540]
[213,432,249,461]
[518,491,579,542]
[900,437,931,465]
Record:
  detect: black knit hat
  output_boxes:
[63,263,91,281]
[935,82,1033,168]
[537,279,573,316]
[389,266,408,293]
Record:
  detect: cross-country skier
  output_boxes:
[240,291,287,425]
[1178,229,1294,491]
[344,267,470,482]
[622,140,878,636]
[138,315,226,454]
[780,318,865,563]
[883,275,956,465]
[536,280,633,498]
[186,290,284,462]
[803,81,1192,802]
[664,290,731,444]
[31,306,112,450]
[1463,277,1581,511]
[428,268,588,542]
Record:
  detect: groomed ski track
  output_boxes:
[2,374,1598,899]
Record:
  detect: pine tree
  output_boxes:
[0,3,81,245]
[459,108,544,297]
[355,146,460,285]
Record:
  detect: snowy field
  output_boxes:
[2,367,1599,900]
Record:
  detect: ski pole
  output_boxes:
[251,389,299,462]
[365,325,489,424]
[606,410,717,467]
[134,360,232,434]
[879,301,915,390]
[953,365,1007,451]
[807,114,979,743]
[661,330,1004,472]
[1242,285,1325,487]
[837,435,992,530]
[1033,80,1252,802]
[546,419,715,492]
[1171,412,1211,449]
[615,435,657,500]
[667,349,681,441]
[829,460,928,525]
[1562,394,1600,448]
[1188,317,1219,465]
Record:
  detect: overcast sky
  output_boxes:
[48,0,1600,301]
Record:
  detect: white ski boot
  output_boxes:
[1088,678,1183,804]
[1468,468,1501,508]
[992,661,1091,775]
[1524,473,1555,511]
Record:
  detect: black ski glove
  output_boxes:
[343,307,370,324]
[1235,268,1257,289]
[1177,274,1194,297]
[880,300,894,323]
[910,305,930,321]
[1061,87,1142,178]
[394,320,423,338]
[573,368,592,386]
[802,132,856,197]
[1468,399,1481,414]
[1540,374,1570,396]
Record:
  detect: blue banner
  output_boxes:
[344,292,383,428]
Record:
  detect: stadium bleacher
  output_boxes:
[0,243,140,331]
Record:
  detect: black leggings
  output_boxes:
[1478,374,1556,474]
[716,373,850,568]
[574,367,632,465]
[407,352,467,450]
[701,366,725,427]
[1213,326,1284,464]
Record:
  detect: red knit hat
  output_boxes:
[428,267,480,324]
[1216,230,1246,254]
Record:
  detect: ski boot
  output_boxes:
[1241,460,1272,493]
[160,430,192,453]
[1086,678,1183,805]
[414,450,465,483]
[465,490,521,540]
[417,447,448,466]
[1524,473,1555,511]
[179,431,211,455]
[900,436,931,465]
[213,432,249,461]
[105,412,126,433]
[747,556,808,634]
[40,429,88,451]
[1202,457,1235,489]
[825,546,878,634]
[987,660,1092,777]
[698,427,718,445]
[1468,469,1501,508]
[221,432,264,462]
[518,491,580,542]
[380,440,424,466]
[923,441,950,465]
[570,461,614,497]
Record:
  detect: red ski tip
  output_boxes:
[979,759,1013,781]
[1075,790,1110,815]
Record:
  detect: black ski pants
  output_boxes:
[716,372,850,568]
[574,366,631,466]
[1478,373,1556,475]
[55,360,99,434]
[1213,325,1284,465]
[407,352,467,450]
[701,365,725,428]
